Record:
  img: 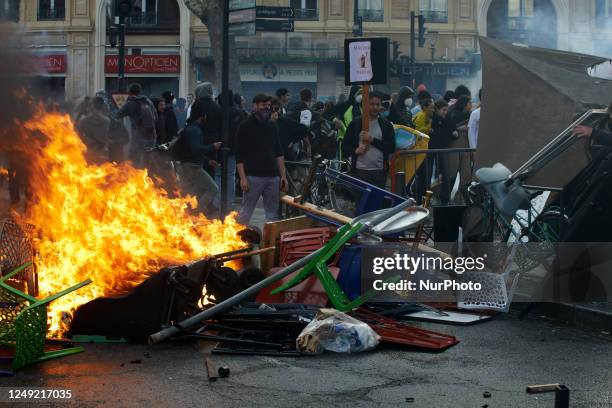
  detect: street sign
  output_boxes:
[229,21,256,36]
[229,7,255,24]
[256,19,294,32]
[229,0,255,11]
[256,6,295,19]
[111,92,130,109]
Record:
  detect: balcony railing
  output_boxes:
[294,8,319,21]
[38,7,65,21]
[419,10,448,24]
[128,11,158,26]
[191,46,342,62]
[359,9,384,22]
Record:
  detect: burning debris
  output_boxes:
[4,109,246,336]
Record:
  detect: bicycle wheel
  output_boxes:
[522,210,568,243]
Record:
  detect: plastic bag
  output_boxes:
[296,309,380,354]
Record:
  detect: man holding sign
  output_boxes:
[342,91,396,189]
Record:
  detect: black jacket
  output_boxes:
[236,114,283,177]
[431,114,456,149]
[342,115,396,171]
[388,87,414,127]
[161,105,178,144]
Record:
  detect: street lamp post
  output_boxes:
[428,31,438,91]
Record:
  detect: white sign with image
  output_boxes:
[349,41,373,83]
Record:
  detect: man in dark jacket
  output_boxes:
[160,91,179,145]
[342,91,396,189]
[116,83,157,168]
[174,101,221,216]
[76,96,111,164]
[236,94,287,225]
[192,82,222,176]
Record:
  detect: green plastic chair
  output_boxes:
[0,262,92,371]
[271,224,400,312]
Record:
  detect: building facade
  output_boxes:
[3,0,612,101]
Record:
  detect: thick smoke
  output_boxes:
[0,24,37,148]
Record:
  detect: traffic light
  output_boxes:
[116,0,133,18]
[353,15,363,37]
[418,15,426,47]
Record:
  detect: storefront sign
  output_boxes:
[31,55,66,74]
[240,63,317,82]
[105,55,180,74]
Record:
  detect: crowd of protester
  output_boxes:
[6,80,490,224]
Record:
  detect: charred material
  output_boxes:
[70,247,256,340]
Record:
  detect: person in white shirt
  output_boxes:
[468,89,482,149]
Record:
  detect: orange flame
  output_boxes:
[16,110,245,336]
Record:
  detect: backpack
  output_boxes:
[137,98,157,138]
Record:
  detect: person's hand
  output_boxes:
[213,142,222,150]
[208,160,218,167]
[240,177,250,193]
[573,125,593,139]
[355,144,368,156]
[280,177,288,193]
[334,118,343,129]
[271,111,279,121]
[360,131,372,144]
[452,131,459,139]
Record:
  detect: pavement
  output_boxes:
[3,313,612,408]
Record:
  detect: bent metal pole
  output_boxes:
[149,199,415,344]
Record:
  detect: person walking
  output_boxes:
[235,94,287,225]
[116,83,158,168]
[173,101,222,216]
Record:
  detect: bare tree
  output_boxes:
[184,0,242,94]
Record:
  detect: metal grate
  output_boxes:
[0,218,36,296]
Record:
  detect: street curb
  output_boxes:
[522,302,612,332]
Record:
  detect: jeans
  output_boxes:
[175,162,219,215]
[237,176,280,226]
[129,136,156,169]
[213,154,236,211]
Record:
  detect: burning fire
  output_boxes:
[12,110,245,336]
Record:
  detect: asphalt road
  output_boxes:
[3,313,611,408]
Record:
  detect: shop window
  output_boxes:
[290,0,319,20]
[419,0,448,23]
[358,0,383,22]
[0,0,19,22]
[595,0,612,27]
[38,0,65,21]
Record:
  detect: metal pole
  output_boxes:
[220,1,230,218]
[410,11,416,89]
[430,45,435,89]
[118,16,126,92]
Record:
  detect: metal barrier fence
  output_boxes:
[390,147,477,203]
